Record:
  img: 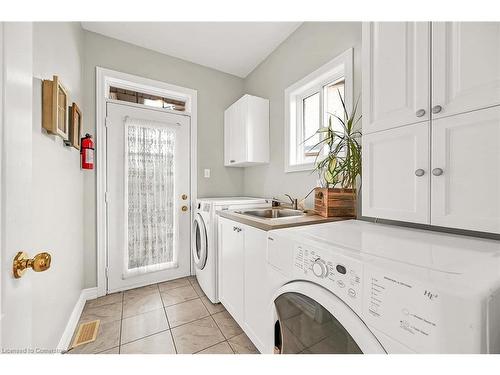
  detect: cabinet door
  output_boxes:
[223,107,232,166]
[218,219,245,323]
[243,226,268,353]
[362,123,430,224]
[362,22,430,134]
[225,99,247,166]
[431,106,500,233]
[232,98,247,164]
[432,22,500,119]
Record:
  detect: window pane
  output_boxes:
[109,86,186,112]
[126,120,176,277]
[303,92,320,157]
[325,80,345,135]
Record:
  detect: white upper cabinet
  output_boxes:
[224,94,269,167]
[362,123,430,224]
[362,22,430,134]
[432,22,500,119]
[431,106,500,233]
[362,21,500,233]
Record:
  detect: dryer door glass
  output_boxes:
[275,292,362,354]
[192,214,207,269]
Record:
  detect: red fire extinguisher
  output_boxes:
[81,133,94,170]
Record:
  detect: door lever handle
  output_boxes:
[13,251,52,278]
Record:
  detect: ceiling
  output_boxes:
[81,22,302,78]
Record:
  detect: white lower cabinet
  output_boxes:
[242,225,269,352]
[362,122,430,224]
[431,106,500,233]
[218,218,245,323]
[218,217,269,353]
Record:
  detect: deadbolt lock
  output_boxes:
[13,251,52,279]
[181,194,188,200]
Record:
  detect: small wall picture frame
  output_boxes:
[66,103,82,149]
[42,75,69,139]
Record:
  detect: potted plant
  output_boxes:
[308,91,362,217]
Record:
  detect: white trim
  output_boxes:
[57,287,98,352]
[284,48,354,173]
[0,22,4,345]
[96,67,197,297]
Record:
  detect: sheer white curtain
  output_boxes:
[124,117,177,278]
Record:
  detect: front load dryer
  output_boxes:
[266,220,500,354]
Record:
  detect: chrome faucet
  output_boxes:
[271,194,299,210]
[284,194,299,210]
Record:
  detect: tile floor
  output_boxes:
[68,276,259,354]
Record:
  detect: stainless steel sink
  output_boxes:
[235,208,306,219]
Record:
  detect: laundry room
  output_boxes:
[1,1,500,375]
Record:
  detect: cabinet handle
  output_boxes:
[230,160,235,163]
[432,105,442,114]
[233,226,242,232]
[414,169,425,177]
[432,168,444,176]
[415,109,426,117]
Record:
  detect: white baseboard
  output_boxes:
[58,287,98,352]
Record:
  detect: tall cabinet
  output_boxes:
[362,22,500,234]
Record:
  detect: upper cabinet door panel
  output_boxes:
[362,122,430,224]
[431,106,500,234]
[432,22,500,119]
[363,22,430,134]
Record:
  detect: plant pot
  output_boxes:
[314,187,357,218]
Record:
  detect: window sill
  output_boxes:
[285,162,316,173]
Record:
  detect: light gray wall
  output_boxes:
[82,31,245,287]
[242,22,362,206]
[32,22,85,348]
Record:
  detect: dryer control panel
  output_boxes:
[293,244,363,314]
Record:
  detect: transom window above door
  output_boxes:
[285,49,353,173]
[109,86,187,112]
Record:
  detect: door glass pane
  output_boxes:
[324,80,345,136]
[275,292,362,354]
[125,118,176,277]
[303,92,321,157]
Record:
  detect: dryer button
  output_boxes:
[348,288,356,298]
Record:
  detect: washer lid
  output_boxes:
[271,220,500,275]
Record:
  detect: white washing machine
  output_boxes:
[267,220,500,354]
[192,197,271,303]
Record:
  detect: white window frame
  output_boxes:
[284,48,353,173]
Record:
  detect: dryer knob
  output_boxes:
[312,259,328,278]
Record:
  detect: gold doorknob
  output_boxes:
[13,251,52,279]
[181,194,188,200]
[181,205,188,212]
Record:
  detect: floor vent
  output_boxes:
[71,320,100,348]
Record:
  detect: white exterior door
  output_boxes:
[362,22,430,134]
[0,22,35,351]
[106,102,191,293]
[431,106,500,233]
[432,22,500,119]
[362,123,430,224]
[218,218,245,323]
